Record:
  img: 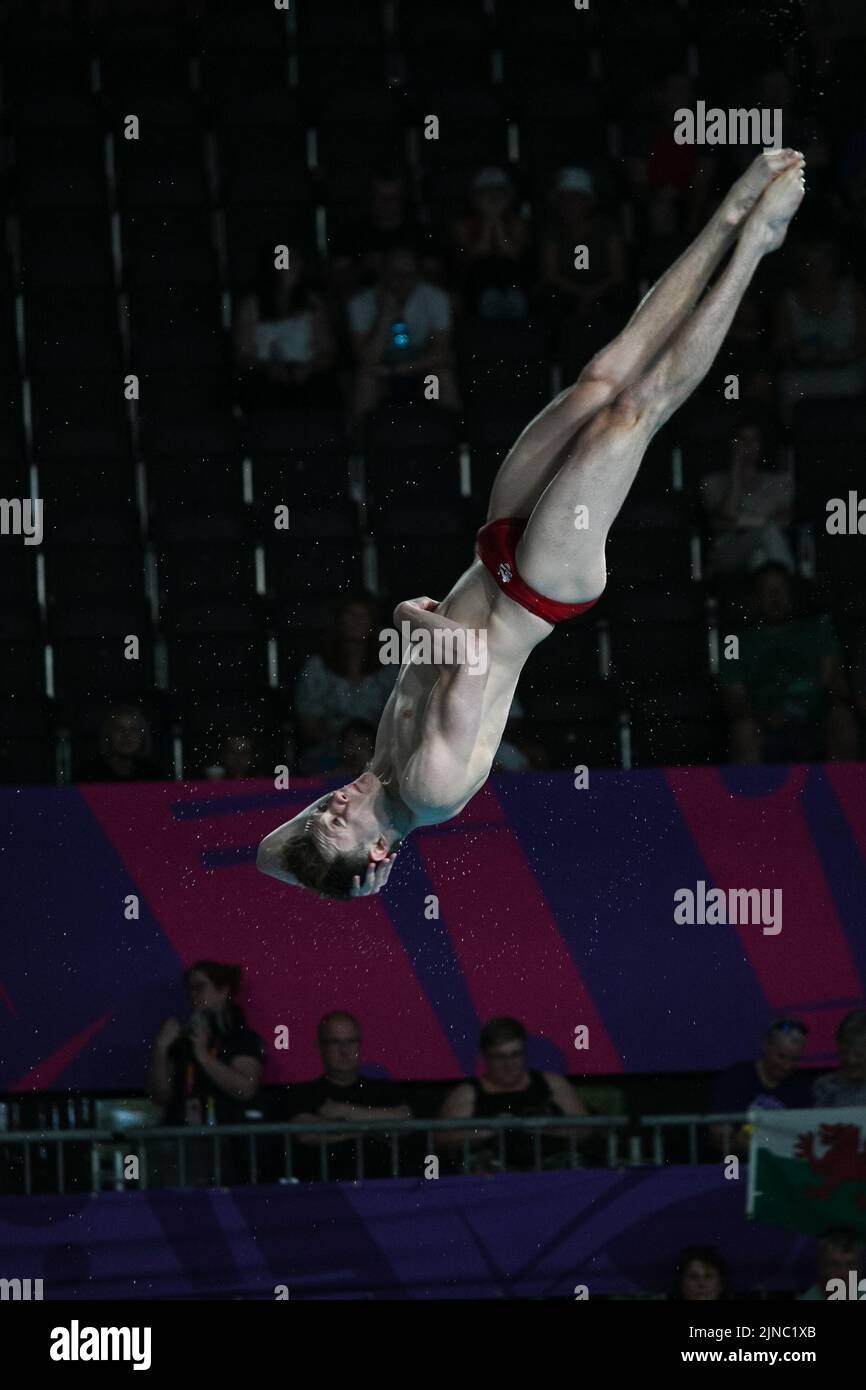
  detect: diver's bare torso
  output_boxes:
[383,559,552,825]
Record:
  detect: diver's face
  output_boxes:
[306,772,389,862]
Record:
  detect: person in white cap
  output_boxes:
[539,166,627,335]
[452,166,531,319]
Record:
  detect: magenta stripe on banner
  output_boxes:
[80,781,463,1081]
[413,783,622,1072]
[665,767,857,1015]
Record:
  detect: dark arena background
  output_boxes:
[1,0,865,1356]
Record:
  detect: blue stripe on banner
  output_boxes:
[496,770,769,1073]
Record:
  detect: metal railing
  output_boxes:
[642,1112,749,1165]
[0,1112,749,1193]
[1,1115,628,1192]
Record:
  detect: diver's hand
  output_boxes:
[350,853,397,897]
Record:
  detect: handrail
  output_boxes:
[0,1112,755,1190]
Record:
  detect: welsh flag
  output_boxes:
[747,1107,866,1236]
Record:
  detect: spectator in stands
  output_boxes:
[670,1246,730,1300]
[347,242,459,434]
[436,1017,588,1171]
[76,704,160,783]
[452,167,532,320]
[332,168,424,287]
[204,730,262,780]
[811,1010,866,1107]
[720,563,859,764]
[148,960,265,1127]
[700,413,794,578]
[752,68,832,198]
[538,167,627,339]
[287,1011,412,1181]
[294,593,396,774]
[234,244,337,410]
[712,293,776,406]
[706,1020,812,1160]
[798,1228,864,1300]
[334,718,377,781]
[776,236,866,419]
[640,74,717,236]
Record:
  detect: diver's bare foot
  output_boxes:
[720,148,802,230]
[743,162,806,254]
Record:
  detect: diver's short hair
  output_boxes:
[281,834,370,900]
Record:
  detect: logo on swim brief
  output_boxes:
[498,562,512,584]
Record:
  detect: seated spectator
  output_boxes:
[293,593,396,774]
[436,1017,588,1172]
[812,1010,866,1107]
[76,704,160,783]
[287,1011,411,1181]
[634,74,717,239]
[720,564,859,765]
[798,1228,864,1301]
[670,1246,730,1300]
[712,293,776,405]
[538,167,627,339]
[203,730,262,781]
[234,244,337,410]
[451,167,532,320]
[347,243,459,433]
[331,167,424,291]
[333,718,377,780]
[700,414,794,578]
[148,960,265,1126]
[707,1020,812,1160]
[776,236,866,418]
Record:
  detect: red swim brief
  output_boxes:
[476,517,602,624]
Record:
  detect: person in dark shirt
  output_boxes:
[287,1011,411,1181]
[149,960,265,1126]
[707,1018,812,1159]
[436,1017,587,1172]
[76,703,161,783]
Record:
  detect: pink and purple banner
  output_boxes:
[0,1170,816,1300]
[1,765,864,1090]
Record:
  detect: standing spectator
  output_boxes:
[436,1017,587,1171]
[700,415,794,578]
[234,244,337,410]
[148,961,265,1186]
[720,564,859,765]
[287,1011,412,1181]
[706,1020,812,1160]
[347,243,459,433]
[76,704,160,783]
[294,593,396,773]
[148,961,265,1127]
[776,237,866,418]
[812,1010,866,1107]
[452,167,532,320]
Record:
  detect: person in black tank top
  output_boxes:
[437,1017,589,1172]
